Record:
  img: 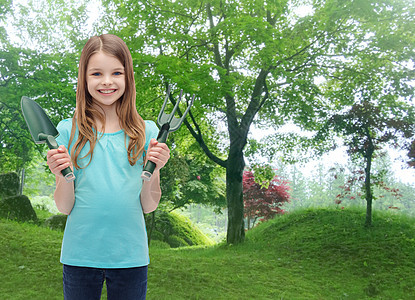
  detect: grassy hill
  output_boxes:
[1,207,415,299]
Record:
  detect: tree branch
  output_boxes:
[240,69,269,139]
[163,85,227,168]
[206,2,224,69]
[183,113,227,168]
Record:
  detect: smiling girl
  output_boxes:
[46,34,170,300]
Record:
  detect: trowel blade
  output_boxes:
[21,96,59,144]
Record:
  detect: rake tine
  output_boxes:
[157,85,171,124]
[167,89,183,124]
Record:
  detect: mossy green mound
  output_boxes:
[148,210,214,248]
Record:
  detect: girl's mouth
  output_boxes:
[99,89,116,94]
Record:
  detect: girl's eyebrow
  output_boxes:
[88,67,125,72]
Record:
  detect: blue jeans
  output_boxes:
[63,264,148,300]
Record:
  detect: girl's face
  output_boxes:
[86,51,126,111]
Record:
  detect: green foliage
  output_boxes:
[2,0,415,243]
[286,155,415,212]
[30,196,58,214]
[0,97,35,173]
[33,206,54,223]
[22,153,55,198]
[97,0,415,243]
[0,0,87,175]
[250,163,275,189]
[0,48,78,173]
[283,153,415,216]
[0,172,20,198]
[160,152,226,210]
[311,0,415,226]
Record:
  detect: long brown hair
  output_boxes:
[69,34,146,169]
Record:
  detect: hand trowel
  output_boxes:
[21,96,75,182]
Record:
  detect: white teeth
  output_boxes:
[99,90,116,94]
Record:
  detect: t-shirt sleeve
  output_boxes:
[144,120,159,150]
[55,118,72,151]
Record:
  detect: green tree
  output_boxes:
[0,0,88,174]
[285,164,308,210]
[313,0,415,226]
[0,3,35,173]
[97,0,415,243]
[320,101,414,226]
[0,48,79,172]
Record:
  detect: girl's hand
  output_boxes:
[46,145,73,178]
[146,139,170,171]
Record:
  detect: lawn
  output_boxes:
[1,207,415,299]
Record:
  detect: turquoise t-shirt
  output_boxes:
[55,118,159,268]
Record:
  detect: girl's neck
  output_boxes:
[94,104,121,133]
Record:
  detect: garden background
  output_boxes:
[1,0,415,299]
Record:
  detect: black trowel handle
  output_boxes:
[39,134,76,183]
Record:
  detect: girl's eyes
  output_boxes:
[90,72,123,76]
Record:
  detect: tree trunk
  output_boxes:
[364,156,373,227]
[226,147,245,244]
[364,134,375,227]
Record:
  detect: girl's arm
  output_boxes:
[140,139,170,213]
[54,176,75,215]
[141,169,161,213]
[47,146,75,215]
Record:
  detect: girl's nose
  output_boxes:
[102,75,113,85]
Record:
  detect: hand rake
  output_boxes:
[141,86,195,181]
